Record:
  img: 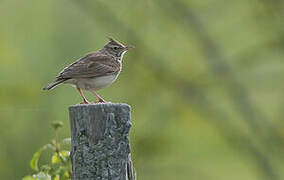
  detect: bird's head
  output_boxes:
[103,37,134,58]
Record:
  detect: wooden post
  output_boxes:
[69,103,135,180]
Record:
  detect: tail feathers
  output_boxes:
[43,79,67,90]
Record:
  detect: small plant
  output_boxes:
[23,121,72,180]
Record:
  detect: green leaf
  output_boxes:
[64,171,70,179]
[52,167,65,179]
[57,150,70,163]
[51,121,63,130]
[30,146,47,171]
[40,165,51,173]
[30,151,41,171]
[51,153,60,164]
[53,175,60,180]
[59,150,70,158]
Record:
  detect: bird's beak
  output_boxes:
[125,45,135,51]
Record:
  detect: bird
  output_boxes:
[43,37,134,104]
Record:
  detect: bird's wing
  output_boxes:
[56,53,120,79]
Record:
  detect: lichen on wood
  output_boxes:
[69,103,135,180]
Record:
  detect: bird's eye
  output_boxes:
[113,46,119,50]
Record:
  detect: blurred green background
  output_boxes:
[0,0,284,179]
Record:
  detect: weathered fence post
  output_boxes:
[69,103,135,180]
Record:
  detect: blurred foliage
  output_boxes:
[23,121,71,180]
[0,0,283,179]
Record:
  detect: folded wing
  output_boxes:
[56,53,120,80]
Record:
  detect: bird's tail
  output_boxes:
[43,79,67,90]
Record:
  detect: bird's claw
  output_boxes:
[80,100,90,104]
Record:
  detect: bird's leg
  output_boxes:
[92,91,107,103]
[76,87,90,104]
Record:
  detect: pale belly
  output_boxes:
[65,74,119,91]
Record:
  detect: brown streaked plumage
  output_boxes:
[43,37,134,104]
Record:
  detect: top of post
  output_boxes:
[69,103,131,111]
[68,103,131,145]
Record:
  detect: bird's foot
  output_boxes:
[93,98,110,103]
[80,99,90,104]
